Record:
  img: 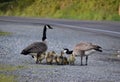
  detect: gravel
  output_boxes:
[0,21,120,82]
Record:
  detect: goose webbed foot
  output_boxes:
[85,63,88,66]
[36,61,39,64]
[80,63,84,66]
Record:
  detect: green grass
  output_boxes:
[0,64,17,71]
[0,64,26,82]
[0,0,120,21]
[0,74,16,82]
[0,64,25,71]
[0,31,11,36]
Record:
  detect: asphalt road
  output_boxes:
[0,16,120,82]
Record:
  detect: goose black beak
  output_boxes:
[20,50,28,55]
[99,47,102,52]
[95,48,102,52]
[98,49,102,52]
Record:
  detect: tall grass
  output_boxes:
[0,0,120,21]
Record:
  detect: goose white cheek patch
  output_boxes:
[63,50,67,53]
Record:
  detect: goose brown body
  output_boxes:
[21,25,53,64]
[21,42,47,55]
[73,42,102,65]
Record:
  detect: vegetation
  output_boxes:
[0,0,120,21]
[0,64,25,82]
[0,31,11,36]
[0,74,16,82]
[0,64,17,82]
[0,64,25,71]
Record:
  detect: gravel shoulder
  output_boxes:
[0,21,120,82]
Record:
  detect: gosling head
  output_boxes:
[61,51,64,56]
[51,51,56,54]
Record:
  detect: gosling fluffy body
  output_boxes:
[68,54,76,65]
[46,51,56,64]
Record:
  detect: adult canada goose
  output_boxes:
[21,25,53,64]
[73,42,102,65]
[46,52,53,64]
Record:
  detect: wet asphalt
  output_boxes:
[0,17,120,82]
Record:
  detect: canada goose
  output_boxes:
[32,52,46,64]
[51,51,68,65]
[59,51,64,65]
[73,42,102,65]
[63,48,75,65]
[46,51,56,65]
[49,51,57,64]
[68,54,76,65]
[54,55,59,64]
[38,52,46,63]
[55,51,67,65]
[21,25,53,64]
[62,57,69,65]
[46,52,53,64]
[60,51,69,65]
[53,52,63,65]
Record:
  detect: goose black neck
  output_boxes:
[42,26,47,41]
[94,45,102,52]
[67,50,73,54]
[94,48,102,52]
[66,49,73,54]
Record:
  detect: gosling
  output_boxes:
[32,52,46,64]
[38,52,46,64]
[68,54,76,65]
[46,51,56,65]
[54,51,68,65]
[63,57,69,65]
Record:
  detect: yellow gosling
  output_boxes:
[68,54,76,65]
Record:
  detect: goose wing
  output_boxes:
[21,42,47,55]
[74,42,93,51]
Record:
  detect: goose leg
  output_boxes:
[69,61,71,65]
[85,55,88,65]
[36,53,41,64]
[36,54,39,64]
[40,60,41,64]
[80,51,84,66]
[62,58,64,65]
[72,62,74,65]
[81,55,83,66]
